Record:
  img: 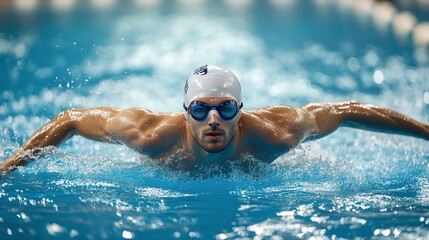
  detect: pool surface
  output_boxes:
[1,0,429,239]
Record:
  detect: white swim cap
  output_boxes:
[184,65,242,107]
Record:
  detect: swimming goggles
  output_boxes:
[184,100,243,121]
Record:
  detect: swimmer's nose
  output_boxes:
[208,111,220,128]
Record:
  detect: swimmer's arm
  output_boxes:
[0,108,120,174]
[302,101,429,140]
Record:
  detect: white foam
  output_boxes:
[136,187,195,198]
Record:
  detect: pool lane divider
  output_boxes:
[3,0,429,50]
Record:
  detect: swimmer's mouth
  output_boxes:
[205,131,223,140]
[206,132,222,136]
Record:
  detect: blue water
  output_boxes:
[1,1,429,239]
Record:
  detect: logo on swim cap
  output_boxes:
[184,65,242,108]
[193,65,208,76]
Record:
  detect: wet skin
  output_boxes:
[186,98,241,154]
[1,98,429,174]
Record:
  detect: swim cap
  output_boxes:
[184,65,242,107]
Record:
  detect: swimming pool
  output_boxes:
[1,0,429,239]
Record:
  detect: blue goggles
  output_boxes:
[184,100,243,121]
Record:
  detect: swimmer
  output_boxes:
[1,64,428,174]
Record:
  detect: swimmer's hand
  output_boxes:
[0,148,42,175]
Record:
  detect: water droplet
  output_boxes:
[381,229,391,236]
[374,229,380,235]
[14,43,26,58]
[46,223,65,235]
[122,230,134,239]
[70,229,79,238]
[373,70,384,84]
[423,92,429,104]
[393,228,401,237]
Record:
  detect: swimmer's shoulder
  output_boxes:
[114,108,185,122]
[241,105,300,122]
[115,108,154,119]
[107,108,185,151]
[107,108,186,134]
[240,106,314,146]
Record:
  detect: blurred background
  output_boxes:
[0,0,428,115]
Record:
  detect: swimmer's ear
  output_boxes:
[183,103,190,124]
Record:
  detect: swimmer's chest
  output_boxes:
[142,143,281,168]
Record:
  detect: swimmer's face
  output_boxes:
[186,97,241,153]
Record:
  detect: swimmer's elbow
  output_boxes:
[63,108,119,142]
[305,102,358,137]
[59,108,82,131]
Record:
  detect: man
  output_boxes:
[1,65,428,174]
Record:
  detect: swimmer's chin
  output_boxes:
[201,145,227,153]
[197,140,228,153]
